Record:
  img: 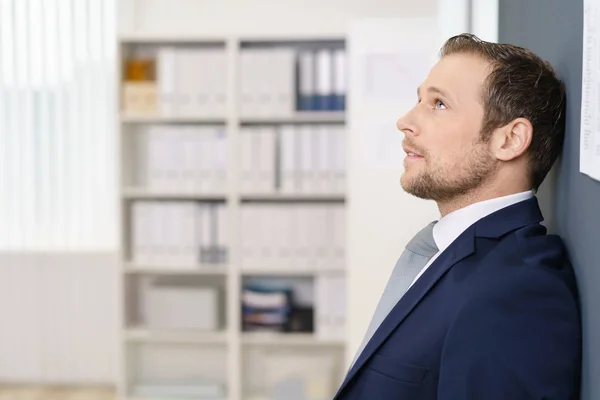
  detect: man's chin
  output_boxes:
[403,187,435,200]
[400,175,436,200]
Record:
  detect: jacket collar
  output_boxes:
[474,196,544,238]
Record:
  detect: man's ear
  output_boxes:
[492,118,533,161]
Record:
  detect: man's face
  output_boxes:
[397,52,499,202]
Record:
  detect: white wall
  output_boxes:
[0,253,118,384]
[437,0,499,43]
[472,0,499,43]
[119,0,436,37]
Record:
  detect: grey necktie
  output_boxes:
[351,221,439,366]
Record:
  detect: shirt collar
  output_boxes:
[433,190,535,252]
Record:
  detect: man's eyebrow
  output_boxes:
[417,86,453,101]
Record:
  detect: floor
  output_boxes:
[0,387,115,400]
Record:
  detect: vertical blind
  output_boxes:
[0,0,117,251]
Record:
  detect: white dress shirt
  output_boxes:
[409,190,535,289]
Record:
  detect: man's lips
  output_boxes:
[403,146,424,158]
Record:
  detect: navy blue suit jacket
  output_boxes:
[334,197,581,399]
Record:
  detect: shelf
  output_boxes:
[240,111,345,125]
[240,193,345,202]
[128,393,229,400]
[124,328,343,347]
[239,33,346,42]
[120,114,226,124]
[127,398,209,400]
[125,327,228,344]
[123,188,227,201]
[119,33,226,44]
[241,332,344,347]
[241,267,344,276]
[128,397,228,400]
[124,264,228,275]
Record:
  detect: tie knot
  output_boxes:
[405,221,439,258]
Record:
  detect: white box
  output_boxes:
[213,127,228,193]
[131,201,151,264]
[145,282,219,331]
[315,276,332,339]
[258,127,276,193]
[312,204,329,270]
[333,205,346,269]
[334,126,346,194]
[156,47,178,116]
[299,125,316,193]
[240,206,253,268]
[240,128,254,194]
[257,205,274,268]
[314,125,330,193]
[279,125,296,194]
[239,50,259,118]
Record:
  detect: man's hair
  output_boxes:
[440,33,566,191]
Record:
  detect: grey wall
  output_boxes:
[499,1,600,399]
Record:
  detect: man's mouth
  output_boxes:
[403,147,424,158]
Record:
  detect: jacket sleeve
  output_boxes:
[437,267,581,400]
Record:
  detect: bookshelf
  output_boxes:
[117,34,347,400]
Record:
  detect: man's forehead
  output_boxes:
[433,53,490,80]
[422,53,491,98]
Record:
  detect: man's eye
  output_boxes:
[434,99,447,109]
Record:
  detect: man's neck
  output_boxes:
[436,187,533,217]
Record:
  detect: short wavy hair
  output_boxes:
[440,33,566,191]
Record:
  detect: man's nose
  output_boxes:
[396,109,420,138]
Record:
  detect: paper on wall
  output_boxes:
[362,52,430,102]
[581,0,600,181]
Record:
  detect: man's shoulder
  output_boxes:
[480,221,570,271]
[472,223,578,306]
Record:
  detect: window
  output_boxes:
[0,0,117,250]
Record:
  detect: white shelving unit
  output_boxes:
[117,34,347,400]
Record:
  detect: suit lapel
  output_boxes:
[334,227,476,398]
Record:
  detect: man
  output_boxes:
[334,34,581,399]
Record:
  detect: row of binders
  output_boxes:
[240,204,346,270]
[298,49,346,111]
[131,124,345,195]
[240,124,346,194]
[133,125,227,193]
[130,201,227,266]
[123,44,346,118]
[156,47,227,118]
[239,46,346,117]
